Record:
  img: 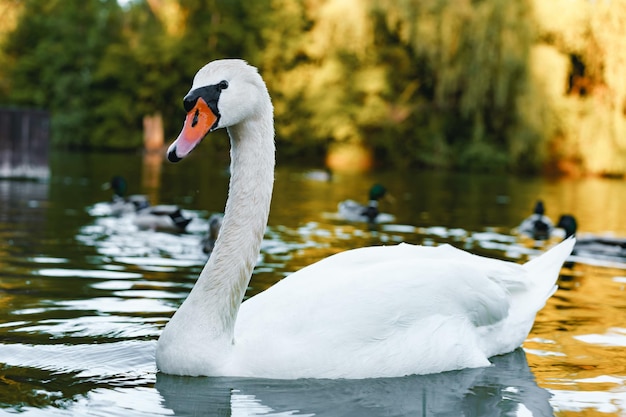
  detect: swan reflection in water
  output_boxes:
[156,348,553,416]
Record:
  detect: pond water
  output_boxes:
[0,149,625,416]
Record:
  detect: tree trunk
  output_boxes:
[143,112,164,153]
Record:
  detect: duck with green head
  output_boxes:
[104,176,150,216]
[105,175,192,233]
[338,184,389,224]
[557,214,626,262]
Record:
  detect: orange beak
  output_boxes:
[168,97,217,161]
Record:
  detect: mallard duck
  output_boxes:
[557,214,626,261]
[133,204,192,233]
[202,213,223,254]
[155,59,574,379]
[518,200,554,240]
[337,184,389,223]
[103,176,150,216]
[104,176,192,232]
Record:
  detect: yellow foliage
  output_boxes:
[532,0,591,53]
[305,0,373,59]
[531,0,626,175]
[528,45,569,101]
[0,1,22,36]
[145,0,187,37]
[0,0,23,97]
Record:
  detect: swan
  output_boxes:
[337,183,389,223]
[156,59,575,379]
[517,200,554,240]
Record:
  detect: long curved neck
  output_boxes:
[174,104,274,346]
[161,103,275,358]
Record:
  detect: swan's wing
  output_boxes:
[242,244,516,327]
[235,243,525,377]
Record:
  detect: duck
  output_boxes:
[103,175,150,216]
[133,204,193,233]
[104,176,192,232]
[201,213,223,254]
[303,167,333,182]
[517,200,554,240]
[156,59,575,379]
[557,214,626,261]
[337,184,390,223]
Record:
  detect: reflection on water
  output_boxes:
[157,349,552,417]
[0,150,624,415]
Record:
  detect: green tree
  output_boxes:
[2,0,624,174]
[372,0,537,172]
[2,0,125,148]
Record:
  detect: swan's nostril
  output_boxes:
[191,109,200,127]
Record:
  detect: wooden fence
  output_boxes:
[0,108,50,179]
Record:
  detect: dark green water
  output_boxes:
[0,149,625,416]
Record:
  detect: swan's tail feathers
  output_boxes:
[523,237,575,308]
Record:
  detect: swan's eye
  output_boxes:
[218,80,229,90]
[183,96,197,113]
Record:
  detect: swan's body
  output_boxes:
[156,59,574,379]
[518,200,554,240]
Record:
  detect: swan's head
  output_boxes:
[167,59,270,162]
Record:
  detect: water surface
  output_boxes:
[0,149,625,416]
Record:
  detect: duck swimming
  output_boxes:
[133,204,192,233]
[337,184,389,223]
[104,176,150,216]
[518,200,554,240]
[557,214,626,261]
[201,213,223,254]
[104,176,192,232]
[155,59,575,379]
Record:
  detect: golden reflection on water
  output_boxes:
[141,151,164,204]
[536,177,626,233]
[526,258,626,415]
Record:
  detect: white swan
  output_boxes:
[156,59,575,379]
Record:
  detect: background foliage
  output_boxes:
[0,0,624,175]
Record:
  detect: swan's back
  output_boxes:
[231,239,574,378]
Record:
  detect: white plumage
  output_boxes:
[156,59,574,379]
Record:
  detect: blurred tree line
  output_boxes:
[0,0,624,175]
